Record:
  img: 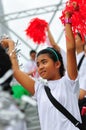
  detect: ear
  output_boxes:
[55,61,61,69]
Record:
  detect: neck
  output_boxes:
[52,72,61,80]
[47,72,61,81]
[76,47,84,54]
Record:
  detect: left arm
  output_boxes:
[47,25,60,52]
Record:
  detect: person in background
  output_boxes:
[1,10,82,130]
[24,49,39,78]
[75,33,86,99]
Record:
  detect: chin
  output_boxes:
[42,77,51,80]
[41,75,47,80]
[41,76,47,79]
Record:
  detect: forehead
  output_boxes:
[30,52,36,55]
[36,54,50,62]
[30,53,36,57]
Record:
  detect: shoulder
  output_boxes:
[34,78,46,91]
[63,72,79,93]
[77,52,85,62]
[78,53,86,68]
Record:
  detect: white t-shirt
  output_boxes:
[34,74,81,130]
[60,50,86,91]
[77,51,86,91]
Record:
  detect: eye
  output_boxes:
[37,62,39,67]
[42,60,47,64]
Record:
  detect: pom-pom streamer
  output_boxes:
[25,18,48,44]
[60,0,86,40]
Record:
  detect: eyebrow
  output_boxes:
[36,58,47,64]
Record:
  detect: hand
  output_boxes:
[65,1,79,18]
[1,38,14,49]
[72,2,79,11]
[65,11,72,18]
[46,24,49,32]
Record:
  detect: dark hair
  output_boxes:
[30,50,36,55]
[0,45,13,94]
[0,45,12,77]
[37,47,65,77]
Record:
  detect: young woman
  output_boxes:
[1,12,82,130]
[75,33,86,99]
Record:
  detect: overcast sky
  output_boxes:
[2,0,67,69]
[2,0,64,13]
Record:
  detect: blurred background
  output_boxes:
[0,0,67,70]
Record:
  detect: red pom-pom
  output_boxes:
[60,0,86,40]
[25,18,48,44]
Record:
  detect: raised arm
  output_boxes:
[1,39,35,95]
[65,12,78,80]
[47,25,60,52]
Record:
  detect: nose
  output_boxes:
[38,63,44,72]
[39,63,44,69]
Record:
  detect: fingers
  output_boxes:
[0,39,9,48]
[72,2,79,11]
[1,38,14,49]
[65,1,79,18]
[65,11,72,18]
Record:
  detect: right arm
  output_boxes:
[1,39,35,95]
